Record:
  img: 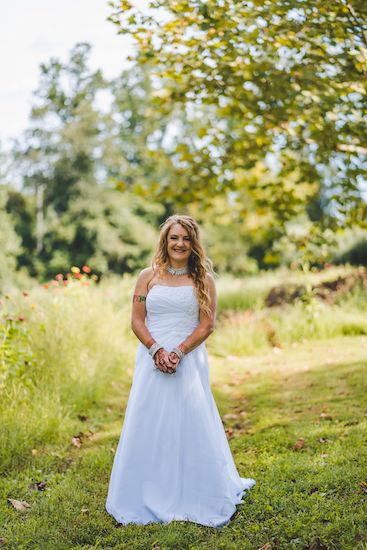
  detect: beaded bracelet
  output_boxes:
[172,346,185,360]
[148,342,162,358]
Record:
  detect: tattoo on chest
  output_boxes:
[133,294,146,303]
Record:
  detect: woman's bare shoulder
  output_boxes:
[134,267,155,289]
[138,267,155,280]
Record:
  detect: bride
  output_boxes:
[105,214,255,527]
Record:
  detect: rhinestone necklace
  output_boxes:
[166,264,189,276]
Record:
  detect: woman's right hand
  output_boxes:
[154,348,177,374]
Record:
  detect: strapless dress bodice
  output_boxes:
[146,285,200,342]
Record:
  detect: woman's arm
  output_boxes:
[131,268,176,373]
[131,268,156,348]
[174,274,217,356]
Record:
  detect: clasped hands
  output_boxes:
[154,348,180,374]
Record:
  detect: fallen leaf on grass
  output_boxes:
[225,427,234,440]
[293,438,306,451]
[28,481,47,491]
[318,438,328,444]
[227,376,242,386]
[233,422,243,430]
[0,537,5,546]
[258,543,272,550]
[80,508,89,514]
[72,431,87,447]
[307,536,328,549]
[7,498,31,511]
[359,481,367,494]
[110,447,115,454]
[319,413,333,421]
[72,436,82,448]
[223,413,240,422]
[31,449,38,456]
[77,414,89,422]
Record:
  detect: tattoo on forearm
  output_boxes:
[133,294,146,303]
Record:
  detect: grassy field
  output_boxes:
[1,270,367,549]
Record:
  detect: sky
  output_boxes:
[0,0,146,147]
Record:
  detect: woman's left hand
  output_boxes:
[168,352,180,369]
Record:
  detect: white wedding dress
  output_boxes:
[105,284,255,527]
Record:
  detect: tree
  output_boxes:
[109,0,367,228]
[11,43,164,278]
[0,186,23,290]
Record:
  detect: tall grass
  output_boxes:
[0,274,135,472]
[215,265,354,314]
[209,300,367,358]
[210,267,367,357]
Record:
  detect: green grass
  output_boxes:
[1,270,367,548]
[1,337,367,549]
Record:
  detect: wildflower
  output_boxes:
[82,265,91,273]
[55,273,63,281]
[22,291,29,297]
[63,280,68,286]
[71,266,80,274]
[74,273,82,280]
[18,315,25,322]
[6,316,14,321]
[51,280,58,287]
[43,284,49,289]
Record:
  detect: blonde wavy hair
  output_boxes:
[151,214,215,317]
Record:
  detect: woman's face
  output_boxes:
[166,223,192,265]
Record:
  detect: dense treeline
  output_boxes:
[1,35,366,290]
[2,43,263,285]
